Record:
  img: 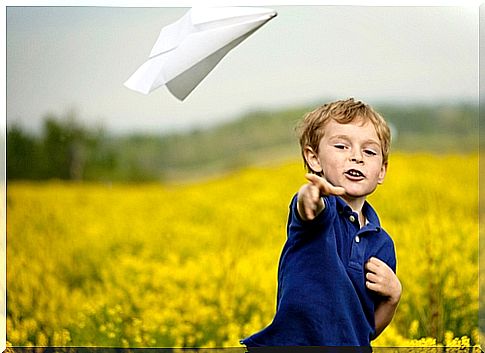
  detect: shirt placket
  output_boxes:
[347,212,367,271]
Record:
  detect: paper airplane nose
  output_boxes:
[124,6,277,101]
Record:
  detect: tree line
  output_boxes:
[7,112,117,181]
[7,102,479,182]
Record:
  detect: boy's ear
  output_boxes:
[303,146,323,174]
[377,162,387,184]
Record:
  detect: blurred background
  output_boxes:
[6,5,478,183]
[5,4,481,349]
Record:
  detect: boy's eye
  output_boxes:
[364,149,377,156]
[334,144,346,150]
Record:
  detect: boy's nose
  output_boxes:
[350,154,364,164]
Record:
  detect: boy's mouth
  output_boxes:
[345,169,365,179]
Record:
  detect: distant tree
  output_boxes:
[7,110,124,181]
[82,127,119,181]
[6,124,41,179]
[42,111,87,180]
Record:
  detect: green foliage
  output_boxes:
[7,111,118,181]
[7,102,478,182]
[377,103,478,136]
[376,103,478,152]
[6,125,43,180]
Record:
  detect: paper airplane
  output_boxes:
[124,6,277,101]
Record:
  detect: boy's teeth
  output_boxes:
[347,170,363,177]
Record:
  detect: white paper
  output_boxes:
[124,6,277,101]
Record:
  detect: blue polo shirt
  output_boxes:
[241,194,396,347]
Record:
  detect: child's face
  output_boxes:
[307,117,387,205]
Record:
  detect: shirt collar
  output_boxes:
[335,196,381,231]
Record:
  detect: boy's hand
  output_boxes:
[366,257,402,338]
[365,257,402,305]
[297,173,346,221]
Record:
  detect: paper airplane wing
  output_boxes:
[124,7,277,101]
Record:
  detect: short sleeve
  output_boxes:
[376,235,397,273]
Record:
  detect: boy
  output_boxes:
[241,98,402,347]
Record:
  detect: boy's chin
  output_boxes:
[340,189,371,200]
[341,192,363,201]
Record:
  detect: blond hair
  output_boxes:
[297,98,391,174]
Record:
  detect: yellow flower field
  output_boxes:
[6,152,478,348]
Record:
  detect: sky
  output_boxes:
[5,3,480,135]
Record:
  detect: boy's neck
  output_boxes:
[340,195,366,214]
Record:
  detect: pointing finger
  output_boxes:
[305,173,346,196]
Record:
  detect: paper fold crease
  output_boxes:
[124,6,277,101]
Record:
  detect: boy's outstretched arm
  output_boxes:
[297,173,346,221]
[365,257,402,338]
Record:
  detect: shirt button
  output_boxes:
[349,215,356,222]
[355,235,360,243]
